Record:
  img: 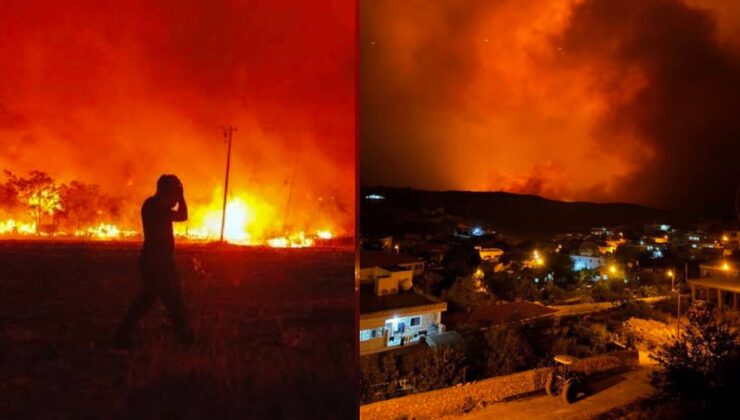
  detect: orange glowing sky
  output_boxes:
[361,0,740,213]
[0,0,354,234]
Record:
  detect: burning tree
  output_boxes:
[4,170,62,233]
[59,181,123,232]
[1,170,127,236]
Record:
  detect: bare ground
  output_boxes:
[442,368,655,420]
[0,240,356,420]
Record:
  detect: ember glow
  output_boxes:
[0,1,354,244]
[0,176,339,246]
[361,0,740,213]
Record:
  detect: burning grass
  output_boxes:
[0,170,346,247]
[0,241,356,419]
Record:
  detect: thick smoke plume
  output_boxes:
[361,0,740,214]
[0,0,354,233]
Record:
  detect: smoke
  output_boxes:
[361,0,740,213]
[0,0,354,232]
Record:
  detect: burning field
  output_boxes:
[0,241,355,419]
[0,169,349,248]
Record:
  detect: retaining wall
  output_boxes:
[360,350,638,420]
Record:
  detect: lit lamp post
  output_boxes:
[666,269,675,290]
[666,268,682,338]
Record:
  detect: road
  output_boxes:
[550,296,671,317]
[443,368,654,420]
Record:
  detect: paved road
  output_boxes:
[444,368,654,420]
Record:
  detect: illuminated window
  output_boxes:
[410,316,421,327]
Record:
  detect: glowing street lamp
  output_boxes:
[667,269,675,290]
[532,250,544,267]
[722,261,731,271]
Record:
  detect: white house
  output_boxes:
[359,253,446,355]
[570,254,605,271]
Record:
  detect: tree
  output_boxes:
[650,303,740,413]
[485,271,516,303]
[359,353,400,403]
[443,273,492,310]
[443,244,482,278]
[59,181,106,231]
[4,170,61,232]
[547,251,577,289]
[406,347,467,393]
[484,323,536,376]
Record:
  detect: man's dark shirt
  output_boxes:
[141,196,184,258]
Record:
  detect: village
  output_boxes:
[359,190,740,418]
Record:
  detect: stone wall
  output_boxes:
[359,350,638,420]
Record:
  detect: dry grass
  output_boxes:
[0,241,355,419]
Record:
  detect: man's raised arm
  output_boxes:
[172,184,188,222]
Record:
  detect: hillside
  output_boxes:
[361,186,667,235]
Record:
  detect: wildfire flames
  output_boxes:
[0,171,338,247]
[173,188,335,247]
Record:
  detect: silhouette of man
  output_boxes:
[115,174,194,348]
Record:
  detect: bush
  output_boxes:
[404,347,467,393]
[360,353,401,403]
[541,282,565,304]
[650,303,740,413]
[484,323,536,376]
[615,300,669,323]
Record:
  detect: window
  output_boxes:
[410,316,421,327]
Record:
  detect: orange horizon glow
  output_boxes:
[0,1,355,244]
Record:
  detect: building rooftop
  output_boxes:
[360,251,423,269]
[360,284,443,314]
[446,301,557,329]
[688,277,740,293]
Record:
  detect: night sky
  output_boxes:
[0,0,355,231]
[361,0,740,213]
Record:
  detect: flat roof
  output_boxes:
[360,251,423,269]
[447,301,557,329]
[688,277,740,293]
[360,284,444,315]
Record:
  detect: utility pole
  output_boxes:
[220,126,237,242]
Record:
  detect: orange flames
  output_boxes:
[1,184,337,247]
[174,187,335,247]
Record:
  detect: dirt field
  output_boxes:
[0,240,356,419]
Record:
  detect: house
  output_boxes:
[721,230,740,250]
[475,245,504,262]
[570,254,605,271]
[359,251,425,280]
[359,254,447,355]
[688,259,740,310]
[569,241,606,271]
